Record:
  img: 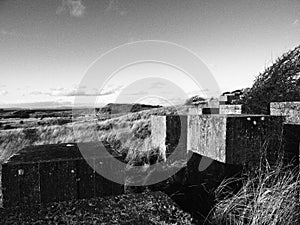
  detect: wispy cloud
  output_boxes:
[0,90,8,96]
[292,19,299,27]
[0,100,74,109]
[30,86,122,97]
[105,0,128,16]
[56,0,86,17]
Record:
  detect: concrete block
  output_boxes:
[282,124,300,167]
[219,95,228,104]
[206,99,220,108]
[0,143,125,207]
[270,102,300,166]
[151,116,167,158]
[202,108,219,114]
[188,106,203,115]
[151,115,188,161]
[187,115,285,166]
[270,102,300,125]
[219,105,242,114]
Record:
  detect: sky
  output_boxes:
[0,0,299,108]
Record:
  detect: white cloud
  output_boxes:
[292,19,299,27]
[56,0,86,17]
[0,100,74,109]
[30,86,122,97]
[0,90,8,96]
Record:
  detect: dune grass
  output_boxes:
[210,165,300,225]
[0,105,188,164]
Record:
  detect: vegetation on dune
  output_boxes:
[210,45,300,224]
[95,105,188,164]
[0,105,188,163]
[241,45,300,114]
[210,165,300,225]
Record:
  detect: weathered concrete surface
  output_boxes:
[219,95,228,104]
[0,143,125,208]
[205,99,220,108]
[151,116,167,160]
[151,115,188,161]
[187,115,285,166]
[188,106,202,115]
[188,105,242,115]
[270,102,300,125]
[219,105,242,114]
[187,115,227,162]
[151,115,285,166]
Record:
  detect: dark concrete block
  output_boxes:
[76,159,95,200]
[19,163,40,205]
[1,164,21,207]
[283,124,300,167]
[202,108,220,114]
[39,160,77,203]
[0,143,125,207]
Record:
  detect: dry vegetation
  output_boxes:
[209,165,300,225]
[241,45,300,114]
[0,105,189,164]
[209,45,300,224]
[0,191,194,225]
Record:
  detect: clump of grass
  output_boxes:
[210,165,300,225]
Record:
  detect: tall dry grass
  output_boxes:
[0,105,188,163]
[210,165,300,225]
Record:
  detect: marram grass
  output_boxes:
[210,165,300,225]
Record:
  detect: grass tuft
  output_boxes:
[210,165,300,225]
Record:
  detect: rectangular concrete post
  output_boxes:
[151,115,188,161]
[270,102,300,167]
[187,115,285,167]
[187,115,227,162]
[151,116,167,160]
